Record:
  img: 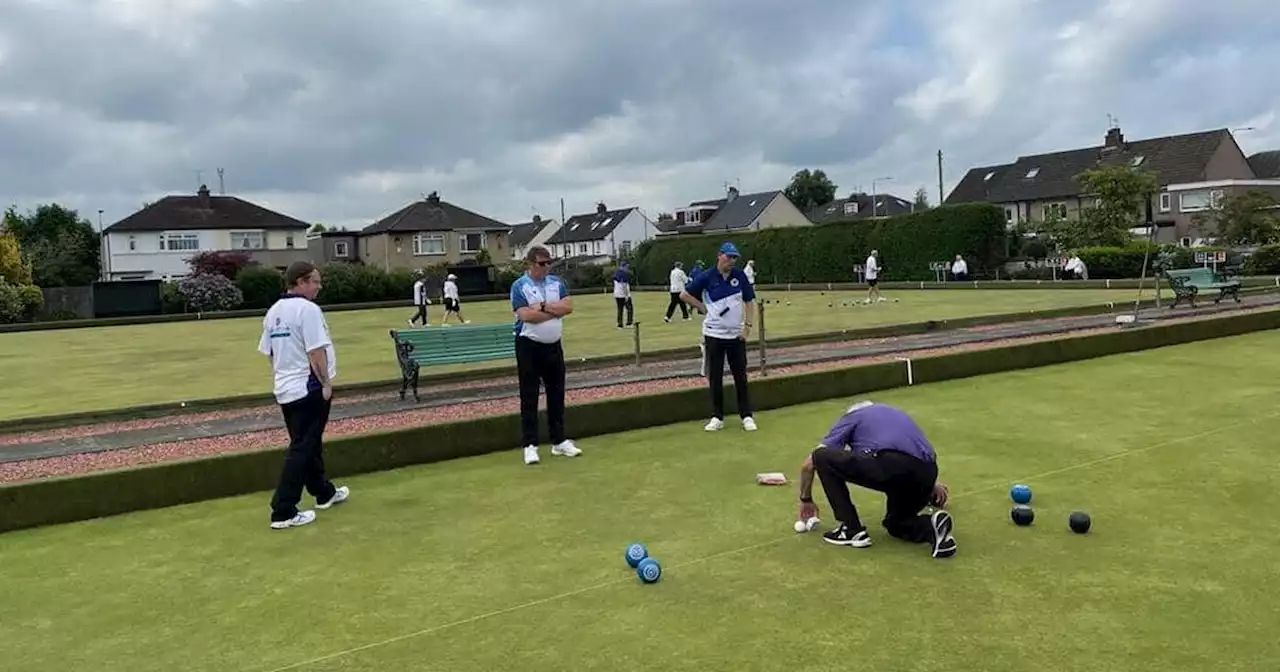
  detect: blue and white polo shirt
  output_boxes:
[510,272,570,344]
[684,267,756,340]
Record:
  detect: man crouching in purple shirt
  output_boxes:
[796,401,957,559]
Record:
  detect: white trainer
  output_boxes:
[705,417,725,431]
[523,445,540,465]
[742,417,758,431]
[316,485,349,509]
[270,510,316,530]
[551,440,582,457]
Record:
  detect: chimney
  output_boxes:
[532,214,542,224]
[426,191,440,205]
[596,201,607,214]
[197,184,211,209]
[727,186,739,202]
[1104,126,1125,150]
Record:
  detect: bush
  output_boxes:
[160,281,186,314]
[178,273,244,312]
[494,262,525,293]
[1243,244,1280,275]
[187,251,254,280]
[630,203,1007,284]
[236,265,284,309]
[0,278,43,323]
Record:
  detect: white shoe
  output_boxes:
[705,417,725,431]
[523,445,540,465]
[316,485,349,509]
[551,440,582,457]
[742,417,758,431]
[270,510,316,530]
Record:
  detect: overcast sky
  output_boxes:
[1,0,1277,230]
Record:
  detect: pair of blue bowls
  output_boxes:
[624,543,662,583]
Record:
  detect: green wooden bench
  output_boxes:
[389,323,516,401]
[1162,267,1241,309]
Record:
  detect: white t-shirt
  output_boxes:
[257,296,337,405]
[951,259,968,275]
[669,268,688,293]
[444,280,459,300]
[864,256,879,280]
[744,265,756,284]
[413,279,427,305]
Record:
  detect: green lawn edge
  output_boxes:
[2,306,1277,536]
[5,291,1262,434]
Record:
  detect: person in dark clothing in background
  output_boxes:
[613,261,634,328]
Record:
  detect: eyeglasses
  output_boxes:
[534,260,552,267]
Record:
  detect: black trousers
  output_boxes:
[615,297,634,327]
[704,335,753,420]
[271,389,337,521]
[516,336,567,447]
[812,447,937,542]
[410,304,428,324]
[665,292,689,320]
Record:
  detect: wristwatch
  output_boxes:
[539,301,547,313]
[799,496,813,503]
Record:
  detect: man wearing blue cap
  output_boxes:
[680,241,758,432]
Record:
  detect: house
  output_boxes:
[307,229,361,265]
[655,186,811,235]
[541,203,652,262]
[807,192,916,224]
[1248,151,1280,179]
[358,191,511,271]
[507,215,561,261]
[101,184,311,281]
[945,125,1258,244]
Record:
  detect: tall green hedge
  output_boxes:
[631,203,1007,283]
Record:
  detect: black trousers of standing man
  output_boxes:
[615,297,634,328]
[811,447,937,542]
[410,303,428,325]
[516,336,567,447]
[704,335,753,420]
[271,388,338,522]
[665,292,689,320]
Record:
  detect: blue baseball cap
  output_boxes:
[718,241,740,257]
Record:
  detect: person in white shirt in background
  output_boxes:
[258,261,349,530]
[950,254,969,282]
[863,250,884,304]
[613,261,634,328]
[1064,255,1088,280]
[665,261,691,322]
[408,270,431,326]
[744,259,757,285]
[441,273,470,325]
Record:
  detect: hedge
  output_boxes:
[631,203,1008,284]
[2,306,1278,534]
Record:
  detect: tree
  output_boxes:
[783,169,837,214]
[1192,189,1280,246]
[187,250,254,280]
[178,273,244,312]
[1058,165,1158,248]
[0,229,32,285]
[309,223,328,233]
[913,187,931,211]
[1,204,101,287]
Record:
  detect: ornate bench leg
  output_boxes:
[410,363,421,403]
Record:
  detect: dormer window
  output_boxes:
[1025,167,1040,178]
[983,171,995,181]
[843,202,859,215]
[1131,156,1146,167]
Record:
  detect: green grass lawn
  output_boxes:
[1,330,1276,672]
[0,288,1152,420]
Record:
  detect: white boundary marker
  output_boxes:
[896,356,914,385]
[255,411,1280,672]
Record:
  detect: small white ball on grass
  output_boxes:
[793,520,808,533]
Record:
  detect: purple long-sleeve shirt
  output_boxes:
[819,402,936,463]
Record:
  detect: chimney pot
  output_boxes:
[596,202,607,214]
[197,184,211,209]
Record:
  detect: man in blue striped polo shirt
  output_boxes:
[795,401,957,558]
[680,241,758,432]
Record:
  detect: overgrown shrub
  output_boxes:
[160,281,186,314]
[178,273,243,312]
[630,203,1007,283]
[236,265,284,309]
[187,250,254,280]
[0,278,44,323]
[1243,244,1280,275]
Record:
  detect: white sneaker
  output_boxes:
[316,486,349,509]
[551,440,582,457]
[705,417,725,431]
[270,510,316,530]
[523,445,540,465]
[742,417,758,431]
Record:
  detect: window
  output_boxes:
[1159,193,1171,212]
[231,231,265,250]
[459,232,486,253]
[685,210,701,224]
[333,241,349,257]
[983,171,995,181]
[128,236,136,251]
[1210,189,1224,209]
[159,233,199,251]
[1131,155,1146,167]
[843,202,859,215]
[1180,237,1192,248]
[1025,167,1040,178]
[1004,207,1014,224]
[593,241,601,254]
[286,234,295,249]
[1041,203,1067,220]
[1180,191,1212,212]
[578,243,588,255]
[413,233,445,256]
[619,241,633,256]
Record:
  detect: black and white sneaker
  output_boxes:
[931,510,957,558]
[823,523,873,548]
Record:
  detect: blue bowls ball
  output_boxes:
[637,557,662,583]
[624,542,648,568]
[1010,483,1033,505]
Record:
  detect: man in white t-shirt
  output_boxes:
[442,273,470,324]
[408,270,431,326]
[863,250,884,303]
[257,261,349,530]
[664,261,690,322]
[950,254,969,282]
[612,261,634,328]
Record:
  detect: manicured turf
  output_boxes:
[0,288,1153,420]
[1,330,1276,672]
